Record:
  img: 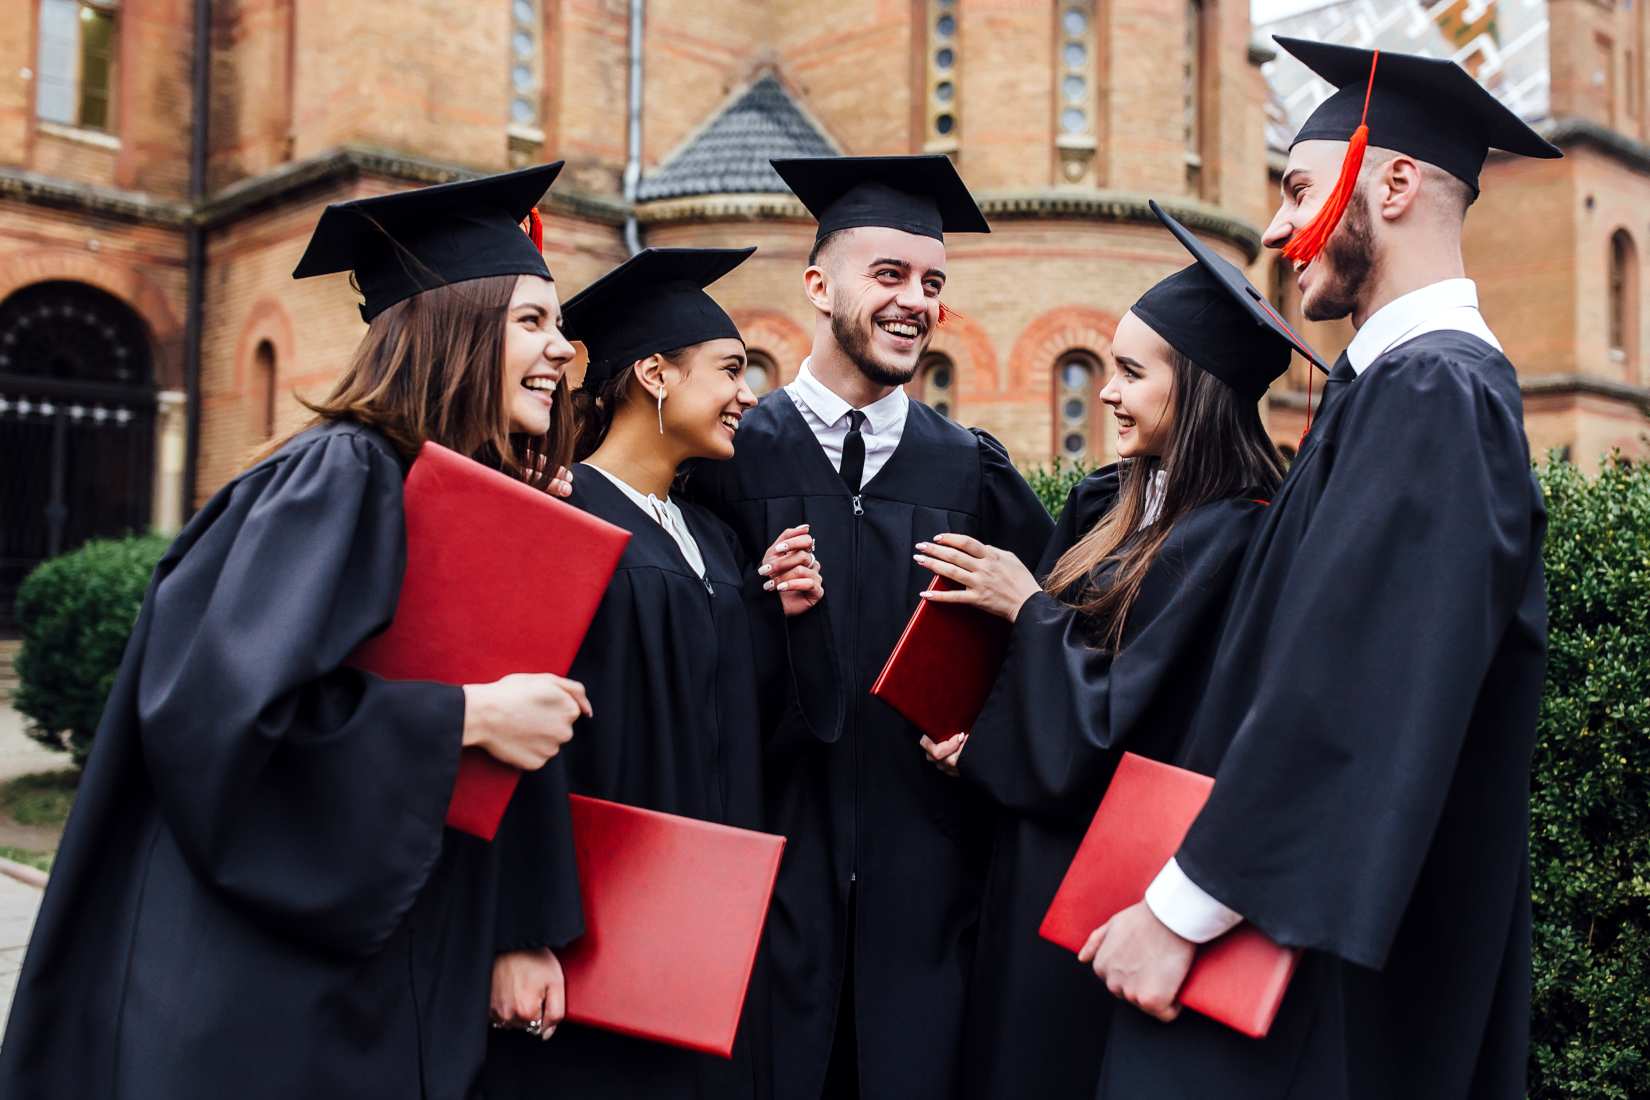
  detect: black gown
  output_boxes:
[687,391,1053,1100]
[483,464,839,1100]
[1097,332,1548,1099]
[0,421,583,1100]
[955,468,1271,1100]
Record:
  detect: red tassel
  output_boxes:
[522,207,544,251]
[1282,50,1379,267]
[937,302,961,327]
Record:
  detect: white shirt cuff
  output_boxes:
[1144,858,1244,944]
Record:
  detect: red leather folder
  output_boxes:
[869,575,1013,739]
[349,442,629,840]
[560,795,786,1057]
[1040,752,1301,1039]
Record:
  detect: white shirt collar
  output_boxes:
[1345,278,1496,374]
[789,358,909,436]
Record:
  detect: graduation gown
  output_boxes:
[1097,332,1548,1099]
[955,468,1270,1100]
[0,421,583,1100]
[686,391,1053,1100]
[483,465,838,1100]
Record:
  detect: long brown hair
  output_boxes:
[255,274,573,489]
[1043,350,1285,651]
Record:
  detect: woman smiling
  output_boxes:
[483,248,838,1100]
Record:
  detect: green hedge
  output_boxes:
[12,533,168,767]
[1529,456,1650,1099]
[1023,457,1097,518]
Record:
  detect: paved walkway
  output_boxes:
[0,704,66,784]
[0,870,42,1037]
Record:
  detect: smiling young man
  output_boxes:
[686,155,1052,1100]
[1080,39,1557,1100]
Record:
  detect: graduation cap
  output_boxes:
[771,155,990,242]
[562,247,755,391]
[1132,200,1328,401]
[292,162,563,321]
[1274,37,1561,263]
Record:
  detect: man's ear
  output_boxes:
[1377,155,1423,222]
[803,264,833,316]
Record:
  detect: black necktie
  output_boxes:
[839,410,867,493]
[1313,352,1357,424]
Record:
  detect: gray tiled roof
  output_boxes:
[637,75,837,201]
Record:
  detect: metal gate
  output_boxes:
[0,282,157,636]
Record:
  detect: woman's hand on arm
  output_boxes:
[462,673,591,770]
[913,533,1043,622]
[490,948,567,1041]
[758,524,825,617]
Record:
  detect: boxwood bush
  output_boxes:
[12,533,168,767]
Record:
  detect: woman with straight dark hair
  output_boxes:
[483,247,837,1100]
[0,165,591,1100]
[910,205,1322,1099]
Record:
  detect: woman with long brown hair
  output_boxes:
[907,205,1324,1099]
[483,247,836,1100]
[0,164,591,1100]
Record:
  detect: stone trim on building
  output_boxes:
[638,190,1264,260]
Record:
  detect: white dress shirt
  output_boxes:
[1344,277,1502,375]
[1144,276,1504,945]
[785,359,910,489]
[585,462,707,581]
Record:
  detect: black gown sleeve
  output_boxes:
[135,429,463,957]
[973,429,1056,569]
[959,499,1264,823]
[734,523,847,750]
[1175,356,1542,969]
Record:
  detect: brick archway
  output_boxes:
[0,249,183,389]
[730,309,810,385]
[928,306,1000,399]
[1007,305,1119,397]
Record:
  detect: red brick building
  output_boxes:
[1,0,1646,628]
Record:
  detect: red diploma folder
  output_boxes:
[869,575,1013,739]
[560,795,785,1057]
[1040,752,1301,1039]
[349,442,629,840]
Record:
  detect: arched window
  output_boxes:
[1055,351,1102,460]
[914,352,956,419]
[36,0,119,132]
[744,348,777,397]
[1608,229,1638,379]
[507,0,544,164]
[925,0,959,151]
[254,340,278,438]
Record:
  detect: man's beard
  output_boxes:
[1303,186,1378,322]
[831,307,925,387]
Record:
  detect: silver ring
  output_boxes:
[524,1019,543,1035]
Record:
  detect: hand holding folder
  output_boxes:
[349,442,629,839]
[870,575,1012,739]
[1041,752,1301,1039]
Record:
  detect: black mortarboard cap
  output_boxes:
[771,155,990,242]
[1277,36,1560,194]
[562,247,755,391]
[292,162,563,321]
[1132,201,1328,400]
